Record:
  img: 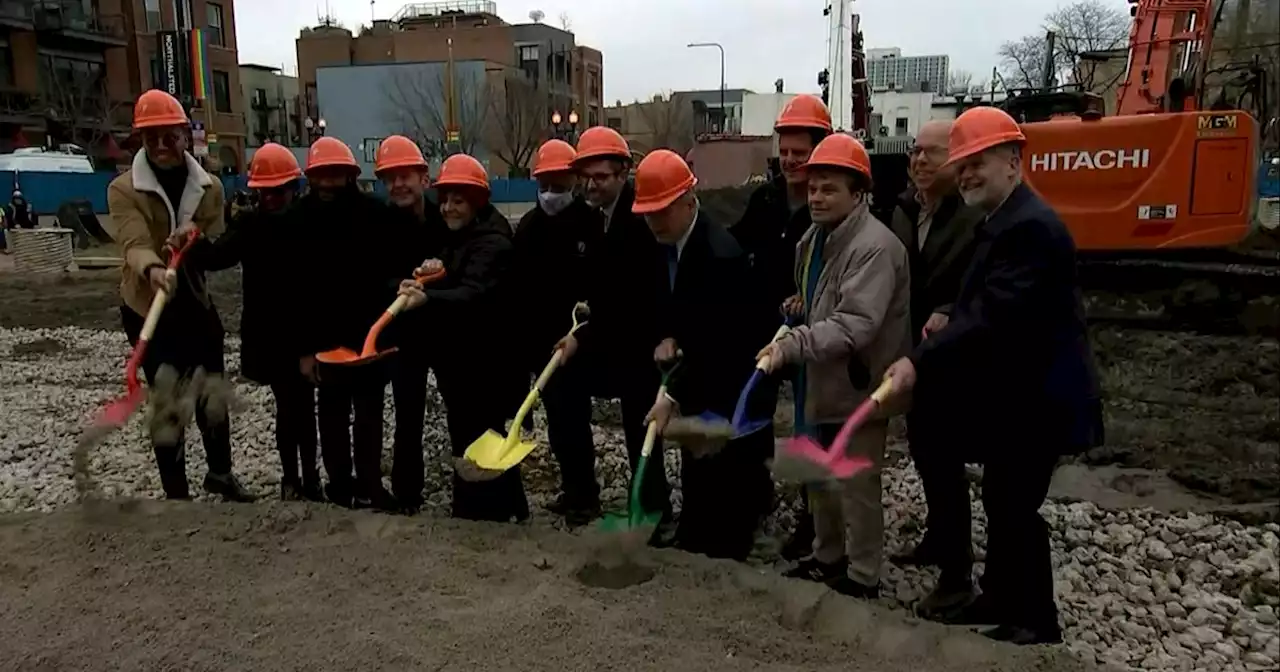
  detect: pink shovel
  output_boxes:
[772,378,894,482]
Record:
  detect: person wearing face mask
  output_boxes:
[397,153,528,523]
[295,136,401,511]
[183,143,321,502]
[107,89,255,502]
[6,189,34,229]
[885,119,983,616]
[730,94,833,561]
[756,133,911,600]
[882,107,1103,645]
[374,135,446,514]
[509,139,602,525]
[551,127,670,541]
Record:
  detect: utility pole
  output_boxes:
[1041,30,1057,92]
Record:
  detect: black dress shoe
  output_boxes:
[324,483,354,509]
[981,624,1063,646]
[280,481,302,501]
[780,515,816,561]
[827,575,880,599]
[782,556,848,583]
[917,579,978,619]
[933,593,1001,626]
[203,473,257,503]
[354,486,400,513]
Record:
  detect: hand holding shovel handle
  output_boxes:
[754,322,793,373]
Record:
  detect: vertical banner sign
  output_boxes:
[189,28,211,101]
[156,30,192,103]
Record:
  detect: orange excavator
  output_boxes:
[993,0,1277,329]
[1011,0,1262,252]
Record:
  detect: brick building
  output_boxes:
[0,0,244,170]
[296,1,603,172]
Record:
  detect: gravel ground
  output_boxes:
[0,267,1278,671]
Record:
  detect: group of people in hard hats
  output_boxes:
[108,88,1102,648]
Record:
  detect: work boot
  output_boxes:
[203,472,257,503]
[783,556,848,583]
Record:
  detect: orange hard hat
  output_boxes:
[434,153,489,191]
[374,135,427,175]
[775,94,833,132]
[532,139,576,176]
[573,127,630,164]
[247,143,301,189]
[133,89,188,129]
[631,149,697,215]
[305,137,359,174]
[803,133,872,181]
[946,106,1026,166]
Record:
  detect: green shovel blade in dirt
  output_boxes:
[600,419,663,535]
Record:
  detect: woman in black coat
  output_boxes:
[396,153,528,523]
[188,144,322,502]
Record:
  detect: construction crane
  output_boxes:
[818,0,871,138]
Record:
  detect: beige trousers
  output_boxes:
[808,420,887,586]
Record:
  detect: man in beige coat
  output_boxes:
[108,89,253,502]
[757,133,911,598]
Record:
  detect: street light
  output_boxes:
[551,109,579,142]
[687,42,726,133]
[304,117,327,138]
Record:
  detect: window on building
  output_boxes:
[606,115,622,131]
[212,69,231,112]
[0,45,12,89]
[145,0,161,31]
[206,3,225,46]
[252,87,267,108]
[519,45,538,62]
[588,107,598,127]
[894,117,909,135]
[518,44,538,82]
[172,0,192,30]
[589,73,599,100]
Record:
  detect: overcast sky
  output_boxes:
[235,0,1119,102]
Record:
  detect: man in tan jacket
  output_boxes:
[108,89,253,502]
[757,133,911,598]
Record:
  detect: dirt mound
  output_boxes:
[0,502,1094,671]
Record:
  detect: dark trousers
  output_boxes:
[980,451,1060,631]
[676,427,774,560]
[907,416,974,582]
[390,357,430,507]
[121,303,230,498]
[542,360,669,516]
[317,375,385,499]
[271,376,318,487]
[437,369,529,522]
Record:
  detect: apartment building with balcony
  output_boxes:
[0,0,132,156]
[240,63,301,147]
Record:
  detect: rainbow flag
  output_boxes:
[189,28,211,101]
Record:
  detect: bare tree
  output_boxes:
[947,69,975,95]
[558,11,572,32]
[1213,0,1279,142]
[998,0,1128,91]
[486,73,550,177]
[383,65,489,157]
[634,92,694,156]
[38,64,125,158]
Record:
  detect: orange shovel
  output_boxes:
[315,266,446,367]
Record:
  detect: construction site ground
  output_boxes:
[0,266,1276,671]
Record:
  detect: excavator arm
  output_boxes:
[1116,0,1224,115]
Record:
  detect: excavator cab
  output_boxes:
[1003,90,1105,123]
[1020,111,1259,250]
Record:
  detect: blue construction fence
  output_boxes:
[5,171,540,216]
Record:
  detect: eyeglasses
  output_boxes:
[907,145,947,160]
[141,128,185,148]
[581,169,620,184]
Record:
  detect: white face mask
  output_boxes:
[538,190,574,216]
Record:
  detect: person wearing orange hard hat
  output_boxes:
[731,93,834,561]
[506,139,605,525]
[295,135,403,511]
[881,106,1101,644]
[108,88,255,503]
[397,153,528,523]
[755,133,911,600]
[185,143,322,502]
[373,134,448,513]
[633,149,769,561]
[549,126,670,538]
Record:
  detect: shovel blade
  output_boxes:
[315,347,361,365]
[599,509,662,535]
[463,430,537,472]
[772,436,876,482]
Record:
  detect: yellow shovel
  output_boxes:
[456,302,590,482]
